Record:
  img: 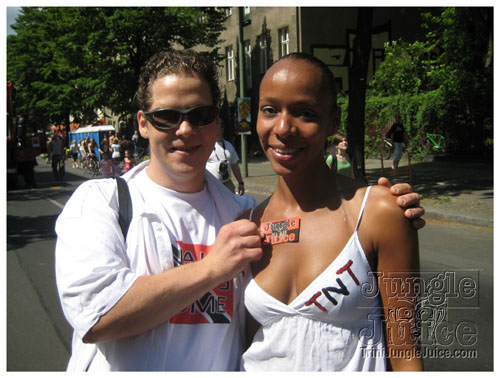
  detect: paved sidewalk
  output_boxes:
[27,153,493,229]
[240,155,493,229]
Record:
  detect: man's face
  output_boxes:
[138,73,219,191]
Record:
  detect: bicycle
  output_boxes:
[378,137,393,160]
[422,133,445,155]
[84,154,101,177]
[90,160,101,178]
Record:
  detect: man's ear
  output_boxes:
[137,111,150,139]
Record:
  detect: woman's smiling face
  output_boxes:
[257,58,338,178]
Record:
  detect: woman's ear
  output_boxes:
[137,111,150,139]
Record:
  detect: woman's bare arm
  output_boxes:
[364,186,423,371]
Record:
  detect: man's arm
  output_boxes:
[83,219,263,343]
[56,181,262,344]
[378,177,425,230]
[231,163,245,196]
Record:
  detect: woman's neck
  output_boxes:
[271,163,338,213]
[336,149,347,157]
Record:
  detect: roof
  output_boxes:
[69,125,116,134]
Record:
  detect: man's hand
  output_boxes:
[237,182,245,196]
[203,219,264,283]
[378,177,426,230]
[83,219,264,344]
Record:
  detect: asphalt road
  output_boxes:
[6,166,493,371]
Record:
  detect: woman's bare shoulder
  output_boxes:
[367,184,401,213]
[359,185,417,261]
[364,184,412,232]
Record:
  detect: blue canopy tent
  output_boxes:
[69,125,115,160]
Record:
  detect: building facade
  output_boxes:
[216,7,430,149]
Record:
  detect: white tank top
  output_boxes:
[241,186,387,371]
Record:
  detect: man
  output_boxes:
[55,50,424,371]
[50,135,65,181]
[387,115,408,169]
[206,128,245,195]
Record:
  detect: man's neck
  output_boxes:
[145,162,205,193]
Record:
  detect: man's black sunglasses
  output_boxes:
[144,105,218,130]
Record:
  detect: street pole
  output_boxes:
[238,7,248,177]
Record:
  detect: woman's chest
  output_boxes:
[252,222,374,306]
[250,234,379,324]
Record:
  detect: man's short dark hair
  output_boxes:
[135,50,220,111]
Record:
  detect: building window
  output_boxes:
[244,40,252,88]
[258,35,268,74]
[226,46,235,81]
[242,7,251,24]
[279,27,290,58]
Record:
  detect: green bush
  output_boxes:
[362,90,449,160]
[364,8,492,158]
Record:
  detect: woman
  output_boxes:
[101,135,110,155]
[111,136,121,162]
[78,140,87,168]
[241,53,422,371]
[122,149,136,173]
[70,140,79,168]
[326,133,354,178]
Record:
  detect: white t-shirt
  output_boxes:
[55,161,257,371]
[111,143,121,159]
[206,139,240,182]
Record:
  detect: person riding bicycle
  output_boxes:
[87,138,101,169]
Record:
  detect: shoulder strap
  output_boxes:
[221,140,228,160]
[355,186,372,231]
[214,140,229,161]
[115,176,133,239]
[249,207,255,221]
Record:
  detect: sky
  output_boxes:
[6,6,21,35]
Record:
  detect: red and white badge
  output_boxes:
[261,216,300,245]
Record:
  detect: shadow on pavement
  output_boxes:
[7,213,59,250]
[366,159,493,200]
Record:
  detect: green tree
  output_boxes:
[369,40,433,95]
[423,7,493,154]
[367,7,493,156]
[7,7,226,129]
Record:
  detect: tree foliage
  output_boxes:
[367,7,493,157]
[7,7,226,128]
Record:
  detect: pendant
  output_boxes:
[261,216,300,245]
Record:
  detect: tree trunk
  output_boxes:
[347,8,373,182]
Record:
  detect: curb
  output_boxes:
[54,159,496,229]
[244,183,274,197]
[245,180,493,229]
[423,207,493,229]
